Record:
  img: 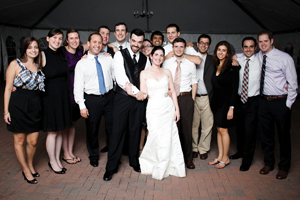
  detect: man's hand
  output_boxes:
[81,54,88,59]
[136,91,146,101]
[186,42,194,48]
[102,52,111,57]
[165,51,174,60]
[80,108,89,118]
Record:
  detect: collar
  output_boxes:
[242,54,255,62]
[87,52,101,60]
[127,46,140,58]
[102,46,108,53]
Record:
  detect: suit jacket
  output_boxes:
[203,54,214,103]
[107,46,115,58]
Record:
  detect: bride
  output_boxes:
[125,46,186,180]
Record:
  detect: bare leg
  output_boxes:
[46,131,62,171]
[13,133,36,182]
[26,132,39,174]
[55,131,64,169]
[215,127,230,169]
[216,127,224,161]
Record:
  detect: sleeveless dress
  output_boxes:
[60,46,84,121]
[42,47,73,132]
[7,59,45,133]
[139,76,186,180]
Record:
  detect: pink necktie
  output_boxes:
[174,60,182,96]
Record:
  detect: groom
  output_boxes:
[103,28,151,181]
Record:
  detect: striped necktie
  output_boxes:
[240,59,250,103]
[260,55,267,95]
[95,56,106,94]
[174,60,182,96]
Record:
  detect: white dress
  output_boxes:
[139,75,186,180]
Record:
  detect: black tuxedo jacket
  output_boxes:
[203,54,214,103]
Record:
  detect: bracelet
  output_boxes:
[3,112,9,115]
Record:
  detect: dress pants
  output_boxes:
[177,94,194,163]
[106,93,145,172]
[236,95,258,166]
[192,95,213,154]
[258,97,291,172]
[84,91,114,160]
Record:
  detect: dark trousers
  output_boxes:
[106,93,145,172]
[84,91,114,160]
[258,97,291,172]
[177,94,194,163]
[236,95,259,166]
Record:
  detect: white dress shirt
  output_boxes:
[113,47,151,94]
[196,54,208,95]
[237,54,261,97]
[163,43,201,58]
[74,52,114,109]
[111,41,130,50]
[163,56,197,92]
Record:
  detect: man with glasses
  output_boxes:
[191,34,214,160]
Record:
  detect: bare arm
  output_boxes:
[124,71,147,101]
[191,83,197,101]
[166,69,180,122]
[184,54,201,65]
[4,61,19,124]
[107,43,119,53]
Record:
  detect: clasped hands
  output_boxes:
[124,82,147,101]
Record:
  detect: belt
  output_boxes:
[179,91,191,96]
[85,90,111,97]
[196,94,207,97]
[262,94,287,101]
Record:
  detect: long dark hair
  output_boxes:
[213,41,233,73]
[20,37,42,70]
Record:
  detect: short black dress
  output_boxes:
[211,64,240,128]
[7,59,45,133]
[42,47,73,132]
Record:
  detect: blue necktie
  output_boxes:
[95,56,106,94]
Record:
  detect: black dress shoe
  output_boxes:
[100,146,109,153]
[103,171,114,181]
[132,166,141,172]
[259,166,274,174]
[229,152,242,160]
[192,151,198,158]
[186,161,195,169]
[90,159,99,167]
[276,170,288,179]
[239,164,251,171]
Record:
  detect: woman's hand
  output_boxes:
[4,112,11,124]
[227,107,234,120]
[174,109,180,123]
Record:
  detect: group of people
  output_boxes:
[4,22,297,184]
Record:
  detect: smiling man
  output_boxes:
[150,30,164,47]
[111,22,130,50]
[229,37,261,172]
[104,28,151,181]
[163,37,198,170]
[256,30,297,179]
[74,33,114,168]
[98,26,115,57]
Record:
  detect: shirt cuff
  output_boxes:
[79,102,86,110]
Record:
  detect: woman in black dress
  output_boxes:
[4,37,45,184]
[42,29,73,174]
[208,41,240,169]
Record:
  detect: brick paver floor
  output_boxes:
[1,83,300,199]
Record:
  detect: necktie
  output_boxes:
[133,54,137,66]
[260,55,267,95]
[119,46,123,51]
[94,56,106,94]
[174,60,182,96]
[240,59,250,103]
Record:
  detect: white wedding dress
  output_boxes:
[139,76,186,180]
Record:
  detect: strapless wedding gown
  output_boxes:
[139,76,186,180]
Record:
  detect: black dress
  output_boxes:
[42,47,73,132]
[211,64,240,128]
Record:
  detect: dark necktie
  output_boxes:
[119,46,123,51]
[94,56,106,94]
[241,59,250,103]
[260,55,267,95]
[133,54,137,66]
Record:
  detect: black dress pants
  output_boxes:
[236,95,259,166]
[106,93,145,172]
[258,97,291,172]
[84,91,114,160]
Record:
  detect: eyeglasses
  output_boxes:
[199,41,210,46]
[142,45,152,48]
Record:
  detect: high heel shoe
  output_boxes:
[62,167,67,172]
[48,162,65,174]
[32,172,40,177]
[22,171,37,184]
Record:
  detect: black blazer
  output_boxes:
[203,54,214,103]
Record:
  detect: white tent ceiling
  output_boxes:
[1,0,300,34]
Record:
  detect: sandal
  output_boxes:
[62,157,77,164]
[215,161,230,169]
[73,156,81,163]
[208,158,220,165]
